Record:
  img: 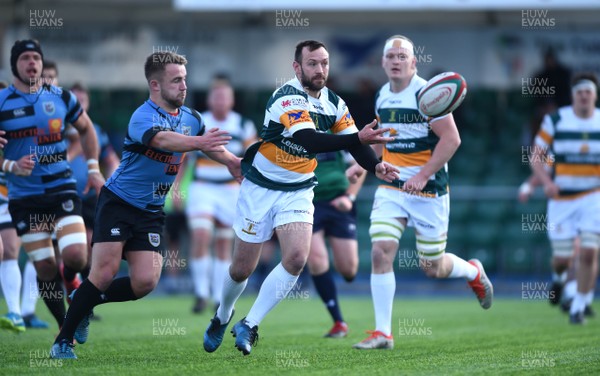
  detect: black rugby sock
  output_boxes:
[55,279,105,343]
[102,277,139,303]
[312,270,344,323]
[38,272,66,328]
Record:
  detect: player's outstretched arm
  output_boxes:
[150,127,231,153]
[204,149,242,183]
[292,121,393,155]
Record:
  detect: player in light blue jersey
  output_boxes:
[51,51,242,359]
[0,40,104,330]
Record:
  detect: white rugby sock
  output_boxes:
[190,256,211,299]
[216,272,247,324]
[0,260,22,315]
[211,259,230,304]
[245,263,298,328]
[21,261,38,316]
[570,292,586,315]
[552,272,567,284]
[371,272,395,337]
[563,280,577,301]
[447,253,478,281]
[585,291,594,305]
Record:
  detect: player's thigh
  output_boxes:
[330,237,358,277]
[89,241,125,290]
[307,230,329,274]
[0,226,20,259]
[126,250,163,295]
[229,235,263,281]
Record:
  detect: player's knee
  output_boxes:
[371,245,392,268]
[131,274,159,298]
[422,261,443,278]
[282,250,307,275]
[229,263,252,282]
[35,259,58,280]
[61,245,87,270]
[338,259,358,281]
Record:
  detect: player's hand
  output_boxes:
[358,120,394,145]
[226,157,243,183]
[517,182,533,203]
[12,154,35,176]
[375,162,399,183]
[346,163,365,184]
[543,181,560,198]
[198,128,231,152]
[84,170,106,196]
[402,173,428,194]
[330,195,353,212]
[0,130,7,149]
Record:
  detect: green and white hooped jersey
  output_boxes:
[375,74,449,197]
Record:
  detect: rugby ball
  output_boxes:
[417,72,467,118]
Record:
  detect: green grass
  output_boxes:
[1,295,599,375]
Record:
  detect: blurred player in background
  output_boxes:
[0,80,35,332]
[203,40,398,356]
[68,82,120,318]
[186,78,256,314]
[307,153,365,338]
[50,51,240,359]
[0,40,103,331]
[351,35,493,350]
[530,73,600,324]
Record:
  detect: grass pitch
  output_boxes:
[1,295,598,375]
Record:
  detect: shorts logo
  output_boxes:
[62,199,74,212]
[111,227,121,236]
[148,232,161,247]
[242,221,257,236]
[17,221,27,231]
[43,101,56,116]
[181,126,191,136]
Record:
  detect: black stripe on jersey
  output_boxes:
[41,169,72,183]
[45,183,77,194]
[6,92,20,100]
[123,143,177,164]
[5,126,38,139]
[553,131,600,141]
[0,106,35,122]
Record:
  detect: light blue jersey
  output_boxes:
[105,99,204,212]
[0,85,82,199]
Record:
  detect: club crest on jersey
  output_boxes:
[181,126,191,136]
[43,101,56,116]
[49,119,62,133]
[148,233,161,247]
[62,199,74,212]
